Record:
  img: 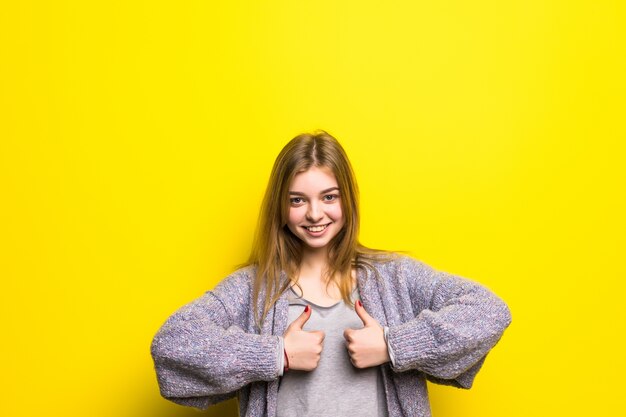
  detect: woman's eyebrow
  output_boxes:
[288,187,340,195]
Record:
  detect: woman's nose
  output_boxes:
[306,201,323,222]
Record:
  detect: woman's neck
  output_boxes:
[294,247,356,306]
[299,246,329,281]
[295,247,340,305]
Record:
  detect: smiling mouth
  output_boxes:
[304,223,331,232]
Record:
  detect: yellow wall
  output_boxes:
[1,1,624,416]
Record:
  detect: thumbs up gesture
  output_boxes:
[343,300,390,368]
[283,305,325,371]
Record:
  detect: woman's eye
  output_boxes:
[323,194,339,202]
[290,197,304,205]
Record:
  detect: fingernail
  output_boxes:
[357,300,362,307]
[305,305,310,313]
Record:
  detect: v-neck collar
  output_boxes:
[286,285,359,309]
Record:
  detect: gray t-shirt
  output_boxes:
[276,287,388,417]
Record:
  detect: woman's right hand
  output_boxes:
[283,306,325,371]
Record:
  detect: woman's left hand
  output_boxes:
[343,300,391,368]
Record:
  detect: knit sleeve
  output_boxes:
[386,257,511,388]
[150,269,281,409]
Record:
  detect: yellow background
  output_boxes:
[1,1,624,416]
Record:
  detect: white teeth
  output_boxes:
[306,224,328,232]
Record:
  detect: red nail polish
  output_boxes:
[357,300,362,307]
[304,305,310,313]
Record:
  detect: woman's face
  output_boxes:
[286,166,345,251]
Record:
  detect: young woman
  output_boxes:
[151,131,511,417]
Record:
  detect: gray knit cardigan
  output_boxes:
[151,255,511,417]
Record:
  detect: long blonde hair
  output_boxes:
[248,130,392,326]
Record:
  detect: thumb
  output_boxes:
[288,305,311,331]
[355,299,376,326]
